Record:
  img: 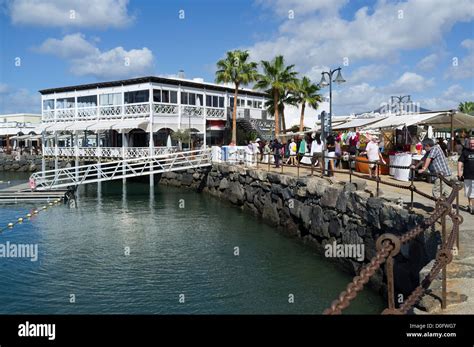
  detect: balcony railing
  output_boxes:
[181,105,204,118]
[206,107,225,119]
[43,146,178,159]
[153,103,178,116]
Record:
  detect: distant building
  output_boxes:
[0,113,42,149]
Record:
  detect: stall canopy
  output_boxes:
[415,111,474,130]
[333,116,388,130]
[363,112,446,130]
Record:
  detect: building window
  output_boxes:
[56,97,75,109]
[124,90,149,104]
[253,100,262,109]
[43,99,55,110]
[154,89,177,104]
[181,92,203,106]
[77,95,97,108]
[100,93,122,106]
[247,99,252,107]
[206,95,225,108]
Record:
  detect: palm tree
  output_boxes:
[290,77,323,132]
[459,101,474,114]
[265,88,296,134]
[215,50,259,144]
[255,55,298,138]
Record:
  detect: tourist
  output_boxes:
[298,136,307,163]
[326,134,336,177]
[263,141,271,163]
[437,138,448,157]
[287,138,297,166]
[272,139,282,168]
[310,133,324,174]
[362,136,386,178]
[414,138,455,198]
[255,138,264,162]
[458,137,474,214]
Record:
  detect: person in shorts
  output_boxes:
[458,137,474,214]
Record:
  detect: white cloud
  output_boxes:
[347,64,388,84]
[36,33,155,79]
[8,0,133,28]
[445,39,474,80]
[385,72,435,93]
[418,85,474,111]
[0,86,40,114]
[416,53,439,71]
[255,0,348,16]
[248,0,474,70]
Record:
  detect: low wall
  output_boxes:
[0,154,69,172]
[158,164,438,300]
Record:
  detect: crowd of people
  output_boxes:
[0,146,41,157]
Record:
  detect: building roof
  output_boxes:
[39,76,267,98]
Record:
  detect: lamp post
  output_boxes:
[390,95,411,116]
[319,67,346,134]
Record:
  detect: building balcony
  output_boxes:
[42,102,227,123]
[43,146,178,159]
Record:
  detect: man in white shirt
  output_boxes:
[362,137,386,178]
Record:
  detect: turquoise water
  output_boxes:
[0,172,384,314]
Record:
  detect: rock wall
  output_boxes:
[159,164,436,299]
[0,154,71,172]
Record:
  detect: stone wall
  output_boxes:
[0,154,68,172]
[158,164,437,299]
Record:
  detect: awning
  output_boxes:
[363,112,445,130]
[44,122,72,132]
[415,111,474,129]
[111,119,148,131]
[64,120,98,131]
[207,125,225,131]
[36,123,55,132]
[0,128,20,136]
[333,116,388,130]
[88,120,119,131]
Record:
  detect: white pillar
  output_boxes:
[54,131,59,182]
[74,130,79,183]
[149,85,154,187]
[41,132,46,178]
[122,132,127,184]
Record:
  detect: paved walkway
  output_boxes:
[251,162,474,314]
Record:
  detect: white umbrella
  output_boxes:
[166,134,172,148]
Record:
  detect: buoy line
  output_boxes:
[0,198,63,234]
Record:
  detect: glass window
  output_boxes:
[247,99,252,107]
[229,97,234,108]
[196,94,203,106]
[124,90,149,104]
[181,92,188,105]
[189,93,196,105]
[170,91,177,104]
[219,97,224,108]
[153,90,161,102]
[43,99,55,110]
[162,90,170,103]
[77,95,97,108]
[206,95,212,107]
[57,97,75,109]
[100,93,122,106]
[212,96,218,107]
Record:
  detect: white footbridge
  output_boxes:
[30,149,212,191]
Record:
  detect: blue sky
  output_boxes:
[0,0,473,120]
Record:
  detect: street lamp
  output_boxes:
[319,67,346,133]
[390,95,411,115]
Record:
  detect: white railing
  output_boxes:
[43,110,55,121]
[42,146,178,159]
[31,149,212,190]
[206,107,225,119]
[77,107,97,120]
[124,103,150,117]
[153,103,179,115]
[99,106,122,119]
[55,108,75,121]
[181,105,204,118]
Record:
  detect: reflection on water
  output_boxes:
[0,173,384,314]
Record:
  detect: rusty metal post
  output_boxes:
[439,174,443,200]
[386,255,395,310]
[441,212,447,310]
[456,186,460,251]
[297,156,300,178]
[410,167,415,210]
[376,162,380,197]
[349,156,352,183]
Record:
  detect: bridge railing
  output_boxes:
[31,149,212,190]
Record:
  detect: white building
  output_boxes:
[0,113,42,150]
[39,76,274,161]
